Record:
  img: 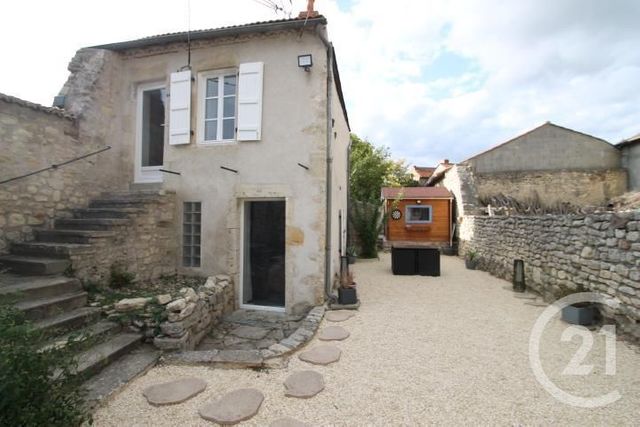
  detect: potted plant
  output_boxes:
[346,246,358,264]
[557,285,598,326]
[465,250,478,270]
[338,271,357,305]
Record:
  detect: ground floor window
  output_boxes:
[405,205,432,223]
[183,202,201,267]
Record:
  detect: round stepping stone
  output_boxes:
[142,377,207,406]
[270,417,312,427]
[298,345,341,365]
[199,388,264,425]
[284,370,325,398]
[318,325,350,341]
[325,310,355,322]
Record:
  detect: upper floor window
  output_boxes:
[198,69,237,143]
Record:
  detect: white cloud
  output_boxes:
[1,0,639,168]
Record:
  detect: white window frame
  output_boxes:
[197,68,238,144]
[405,205,433,224]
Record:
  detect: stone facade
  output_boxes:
[68,192,177,285]
[154,275,235,351]
[475,169,627,207]
[0,96,121,253]
[459,213,640,339]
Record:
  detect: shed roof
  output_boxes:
[381,187,453,199]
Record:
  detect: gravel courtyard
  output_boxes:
[93,253,640,426]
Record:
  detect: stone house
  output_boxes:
[411,166,435,186]
[617,132,640,191]
[0,15,350,316]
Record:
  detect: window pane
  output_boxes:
[193,213,201,224]
[205,120,218,141]
[205,98,218,119]
[193,203,201,213]
[206,78,218,97]
[224,75,236,96]
[408,207,430,221]
[223,119,235,140]
[223,96,235,118]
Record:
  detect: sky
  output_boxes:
[1,0,639,167]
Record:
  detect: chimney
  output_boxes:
[440,159,450,165]
[298,0,319,18]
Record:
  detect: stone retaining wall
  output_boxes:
[70,193,177,285]
[459,212,640,339]
[0,94,125,254]
[153,275,235,351]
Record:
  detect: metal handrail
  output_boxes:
[0,145,112,185]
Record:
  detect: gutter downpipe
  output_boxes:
[317,26,337,303]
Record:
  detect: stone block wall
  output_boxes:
[0,94,124,253]
[474,169,627,207]
[459,212,640,339]
[154,275,235,351]
[69,193,177,285]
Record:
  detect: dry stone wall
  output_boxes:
[459,212,640,339]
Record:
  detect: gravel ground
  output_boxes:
[93,253,640,426]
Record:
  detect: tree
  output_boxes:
[349,134,416,202]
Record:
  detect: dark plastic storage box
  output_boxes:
[392,246,440,276]
[391,247,417,275]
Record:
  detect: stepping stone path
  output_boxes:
[298,345,342,365]
[318,325,350,341]
[270,417,312,427]
[325,310,355,322]
[142,377,207,406]
[199,388,264,425]
[284,370,325,398]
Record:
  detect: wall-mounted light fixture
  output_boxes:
[298,54,313,71]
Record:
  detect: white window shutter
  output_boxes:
[237,62,263,141]
[169,70,191,145]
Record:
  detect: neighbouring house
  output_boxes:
[0,15,350,316]
[432,122,627,209]
[617,132,640,191]
[381,187,453,247]
[411,166,435,186]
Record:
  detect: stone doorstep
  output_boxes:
[161,305,325,367]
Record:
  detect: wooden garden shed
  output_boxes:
[381,187,454,246]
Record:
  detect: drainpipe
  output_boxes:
[316,26,337,302]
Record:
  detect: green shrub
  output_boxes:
[0,303,88,426]
[349,200,384,258]
[109,264,136,289]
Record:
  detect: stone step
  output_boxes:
[82,345,160,409]
[35,229,115,244]
[15,291,88,321]
[0,274,82,300]
[0,255,70,275]
[33,307,102,333]
[40,321,120,352]
[10,242,93,259]
[72,208,142,220]
[72,332,143,378]
[89,199,151,209]
[54,218,130,231]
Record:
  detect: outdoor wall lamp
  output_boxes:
[298,54,313,71]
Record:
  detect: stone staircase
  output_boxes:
[0,190,165,406]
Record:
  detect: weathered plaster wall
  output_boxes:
[0,97,115,253]
[467,123,621,174]
[475,169,627,207]
[620,143,640,191]
[459,213,640,340]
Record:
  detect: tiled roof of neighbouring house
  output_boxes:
[0,92,75,120]
[381,187,453,199]
[90,16,328,51]
[413,166,436,178]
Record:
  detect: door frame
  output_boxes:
[239,198,286,313]
[134,81,166,184]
